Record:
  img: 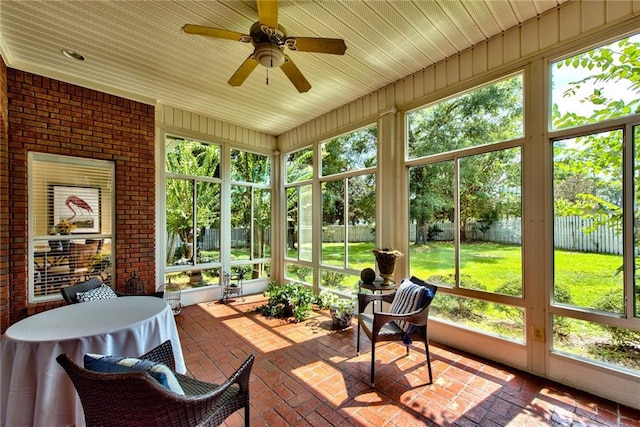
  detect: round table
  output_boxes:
[358,279,398,313]
[0,296,186,427]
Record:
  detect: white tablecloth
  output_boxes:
[0,296,186,427]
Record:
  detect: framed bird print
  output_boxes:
[52,186,101,234]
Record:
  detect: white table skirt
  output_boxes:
[0,296,186,427]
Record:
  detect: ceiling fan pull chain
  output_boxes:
[266,67,269,86]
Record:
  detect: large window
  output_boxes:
[230,148,272,280]
[29,153,114,302]
[164,138,272,288]
[285,147,313,284]
[406,74,524,341]
[165,136,222,288]
[319,125,377,295]
[550,34,640,371]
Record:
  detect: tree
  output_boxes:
[552,36,640,231]
[407,75,523,243]
[321,126,377,226]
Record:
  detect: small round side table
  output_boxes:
[358,278,397,312]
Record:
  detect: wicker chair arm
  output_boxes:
[138,340,176,371]
[371,305,430,337]
[175,354,255,426]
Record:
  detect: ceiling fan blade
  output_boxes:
[228,56,259,86]
[182,24,249,42]
[286,37,347,55]
[280,55,311,93]
[257,0,278,28]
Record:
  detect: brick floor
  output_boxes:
[174,295,640,427]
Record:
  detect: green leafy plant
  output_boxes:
[316,289,338,309]
[329,297,356,317]
[257,281,315,322]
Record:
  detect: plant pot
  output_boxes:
[373,249,401,285]
[283,304,294,318]
[330,307,355,329]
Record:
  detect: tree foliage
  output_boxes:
[552,36,640,231]
[320,126,377,226]
[407,76,523,243]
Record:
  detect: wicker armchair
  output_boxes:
[56,340,255,427]
[357,277,437,387]
[60,277,105,304]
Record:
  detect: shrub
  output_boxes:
[594,289,640,348]
[428,274,488,319]
[322,270,347,289]
[494,279,524,328]
[552,283,573,340]
[288,264,312,282]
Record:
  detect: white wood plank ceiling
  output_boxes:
[0,0,566,136]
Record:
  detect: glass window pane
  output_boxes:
[409,161,455,284]
[322,180,345,266]
[459,148,522,296]
[253,189,271,259]
[635,125,640,318]
[321,125,377,176]
[165,267,220,290]
[166,178,194,266]
[347,174,376,269]
[286,147,313,183]
[551,34,640,131]
[286,187,298,259]
[552,316,640,372]
[230,149,271,184]
[231,185,251,261]
[320,269,359,296]
[196,181,220,264]
[407,74,523,159]
[299,185,313,262]
[430,292,525,342]
[285,262,313,285]
[166,137,220,177]
[33,238,112,298]
[553,131,623,312]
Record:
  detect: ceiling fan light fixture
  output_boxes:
[61,49,85,61]
[254,44,284,68]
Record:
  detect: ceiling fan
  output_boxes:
[182,0,347,93]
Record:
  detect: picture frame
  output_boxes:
[52,186,101,234]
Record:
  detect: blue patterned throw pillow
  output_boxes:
[84,353,185,395]
[76,285,118,302]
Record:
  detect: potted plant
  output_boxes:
[329,298,356,329]
[317,289,356,329]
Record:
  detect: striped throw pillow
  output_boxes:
[389,278,433,337]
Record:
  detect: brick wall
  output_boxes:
[0,57,8,332]
[5,69,155,328]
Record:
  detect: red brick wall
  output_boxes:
[0,57,9,332]
[5,69,156,328]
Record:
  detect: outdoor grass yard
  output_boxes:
[315,241,637,369]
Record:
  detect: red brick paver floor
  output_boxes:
[174,295,640,427]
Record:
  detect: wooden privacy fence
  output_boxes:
[195,215,622,255]
[421,216,622,255]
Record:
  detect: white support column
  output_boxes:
[376,101,400,278]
